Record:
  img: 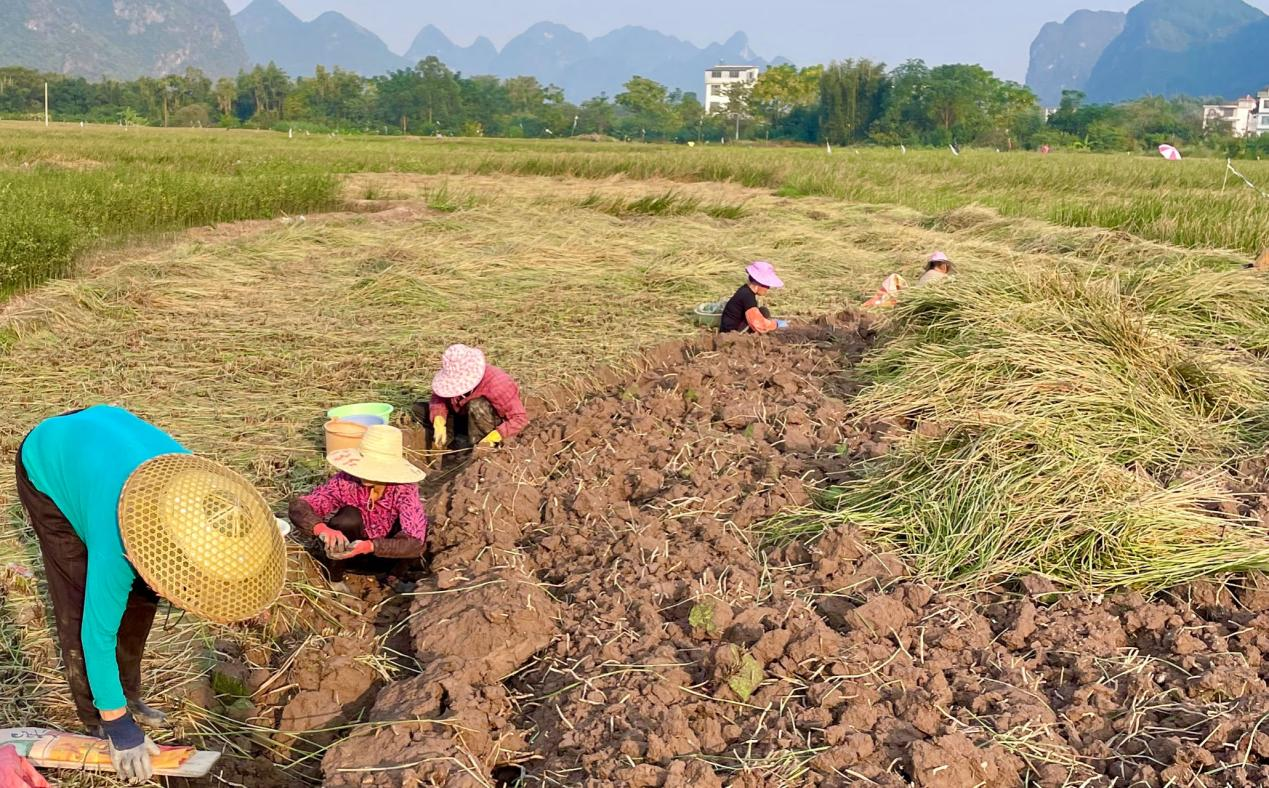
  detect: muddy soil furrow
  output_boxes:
[299,319,1269,788]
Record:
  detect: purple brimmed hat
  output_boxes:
[432,344,487,398]
[746,261,784,289]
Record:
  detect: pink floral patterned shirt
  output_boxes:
[300,472,429,541]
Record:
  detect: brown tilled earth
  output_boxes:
[203,321,1269,788]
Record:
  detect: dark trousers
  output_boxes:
[317,506,407,582]
[15,448,159,730]
[411,397,499,449]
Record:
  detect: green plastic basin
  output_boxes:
[327,402,395,422]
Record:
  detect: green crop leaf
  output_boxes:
[727,652,764,702]
[688,600,717,634]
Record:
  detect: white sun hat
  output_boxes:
[326,425,426,485]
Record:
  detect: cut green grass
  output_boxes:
[768,265,1269,590]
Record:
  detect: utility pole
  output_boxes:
[44,82,49,127]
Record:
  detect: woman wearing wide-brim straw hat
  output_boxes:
[14,405,285,784]
[289,425,431,586]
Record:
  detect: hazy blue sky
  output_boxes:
[222,0,1269,82]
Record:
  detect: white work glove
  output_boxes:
[110,738,159,784]
[101,715,158,784]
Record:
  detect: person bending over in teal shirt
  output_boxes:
[15,406,285,784]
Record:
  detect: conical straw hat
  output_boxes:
[118,454,285,624]
[327,425,426,484]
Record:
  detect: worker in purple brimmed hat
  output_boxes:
[414,344,529,454]
[719,261,789,334]
[918,251,953,287]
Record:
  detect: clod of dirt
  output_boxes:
[406,569,559,687]
[910,733,1023,787]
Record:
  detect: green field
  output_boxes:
[3,122,1267,295]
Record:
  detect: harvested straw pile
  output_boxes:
[776,263,1269,589]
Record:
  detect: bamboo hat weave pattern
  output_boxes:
[118,454,285,623]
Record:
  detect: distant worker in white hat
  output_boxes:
[719,261,789,334]
[289,425,429,583]
[420,344,529,452]
[15,405,285,784]
[917,251,954,287]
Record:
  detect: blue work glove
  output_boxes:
[776,320,790,329]
[101,715,158,784]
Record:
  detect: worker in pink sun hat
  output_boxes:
[416,344,529,453]
[918,251,954,287]
[719,261,789,334]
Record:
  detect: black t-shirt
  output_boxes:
[719,284,759,333]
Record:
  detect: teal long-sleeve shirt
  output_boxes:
[21,405,188,712]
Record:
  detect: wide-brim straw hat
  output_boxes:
[746,261,784,289]
[327,424,426,484]
[432,344,486,398]
[118,454,285,624]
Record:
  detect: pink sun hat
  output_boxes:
[432,344,487,398]
[928,251,950,264]
[746,261,784,289]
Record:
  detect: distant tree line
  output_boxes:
[0,59,1264,156]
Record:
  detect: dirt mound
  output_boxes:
[315,317,1269,788]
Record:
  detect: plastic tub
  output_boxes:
[324,419,367,454]
[689,300,725,328]
[340,414,386,427]
[327,402,394,422]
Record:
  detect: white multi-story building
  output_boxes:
[1203,96,1258,137]
[705,65,759,114]
[1203,87,1269,137]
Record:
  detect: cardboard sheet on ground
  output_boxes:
[0,729,219,778]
